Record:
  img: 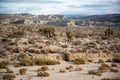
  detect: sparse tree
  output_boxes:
[66,31,73,42]
[104,28,113,36]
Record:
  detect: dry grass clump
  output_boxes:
[98,59,104,63]
[112,57,120,63]
[19,58,34,66]
[59,69,66,73]
[37,71,49,77]
[19,68,27,75]
[0,62,7,69]
[35,59,60,65]
[74,58,85,64]
[37,66,49,71]
[3,74,16,80]
[88,70,102,76]
[8,27,25,38]
[111,63,117,67]
[110,68,119,73]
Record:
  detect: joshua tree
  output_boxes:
[66,31,73,42]
[39,27,55,38]
[104,28,113,36]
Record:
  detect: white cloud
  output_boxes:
[0,0,119,15]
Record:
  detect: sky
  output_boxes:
[0,0,120,15]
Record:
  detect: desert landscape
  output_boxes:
[0,23,120,80]
[0,0,120,80]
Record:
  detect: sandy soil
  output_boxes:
[4,61,120,80]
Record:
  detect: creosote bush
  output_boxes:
[74,58,85,64]
[110,68,119,73]
[37,66,49,71]
[59,69,66,73]
[87,59,93,62]
[111,63,117,67]
[0,62,7,69]
[98,63,111,71]
[19,68,27,75]
[98,59,104,63]
[66,65,73,70]
[39,27,55,38]
[37,71,49,77]
[112,57,120,63]
[88,70,102,76]
[3,74,16,80]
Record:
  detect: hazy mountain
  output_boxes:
[0,13,120,27]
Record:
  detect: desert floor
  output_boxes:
[1,60,119,80]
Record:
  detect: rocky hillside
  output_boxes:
[0,13,69,26]
[0,13,120,27]
[70,14,120,27]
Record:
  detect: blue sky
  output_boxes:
[0,0,120,15]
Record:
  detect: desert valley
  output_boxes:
[0,13,120,80]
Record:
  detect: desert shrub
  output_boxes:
[35,59,59,65]
[19,68,27,75]
[35,59,46,65]
[101,63,110,68]
[14,63,21,67]
[98,63,111,71]
[111,63,117,67]
[87,59,93,62]
[98,59,104,63]
[66,30,73,42]
[101,78,118,80]
[8,28,25,38]
[3,74,16,80]
[37,66,49,71]
[0,62,7,69]
[74,58,85,64]
[37,71,49,77]
[112,57,120,63]
[66,66,73,70]
[88,70,102,76]
[19,58,34,66]
[59,69,66,73]
[110,68,119,73]
[45,60,60,65]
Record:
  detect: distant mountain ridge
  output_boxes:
[80,14,120,23]
[0,13,120,27]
